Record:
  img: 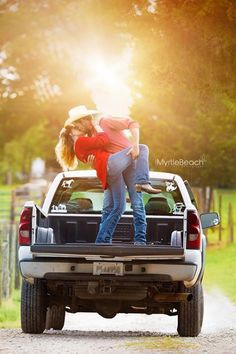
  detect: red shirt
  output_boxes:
[74,133,110,189]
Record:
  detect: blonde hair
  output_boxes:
[55,126,78,170]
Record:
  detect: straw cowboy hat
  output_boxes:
[64,105,98,127]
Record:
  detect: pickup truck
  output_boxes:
[18,170,220,337]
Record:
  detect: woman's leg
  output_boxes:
[95,144,153,244]
[107,145,150,185]
[100,188,113,225]
[123,164,147,244]
[95,175,126,244]
[96,150,130,243]
[97,188,113,240]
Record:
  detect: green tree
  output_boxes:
[0,0,235,190]
[127,0,236,189]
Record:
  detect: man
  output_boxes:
[65,105,160,244]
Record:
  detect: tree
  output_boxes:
[0,0,235,189]
[127,0,236,189]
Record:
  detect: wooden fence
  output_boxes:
[0,191,12,222]
[0,189,43,223]
[0,222,20,306]
[193,188,235,245]
[0,188,45,304]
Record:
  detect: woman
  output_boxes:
[55,119,161,244]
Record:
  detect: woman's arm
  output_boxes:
[75,132,110,151]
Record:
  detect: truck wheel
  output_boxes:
[45,305,66,330]
[177,282,204,337]
[21,279,47,334]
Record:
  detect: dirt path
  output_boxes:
[0,290,236,353]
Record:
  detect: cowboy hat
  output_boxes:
[64,105,98,127]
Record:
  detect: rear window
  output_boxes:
[50,177,185,215]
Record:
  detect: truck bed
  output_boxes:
[37,213,184,245]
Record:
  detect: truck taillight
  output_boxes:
[187,210,201,249]
[18,207,32,246]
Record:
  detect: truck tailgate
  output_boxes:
[31,244,185,260]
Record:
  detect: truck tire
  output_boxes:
[177,282,204,337]
[21,279,47,334]
[45,305,65,330]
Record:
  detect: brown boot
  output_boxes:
[135,184,162,194]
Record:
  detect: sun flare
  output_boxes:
[84,49,133,116]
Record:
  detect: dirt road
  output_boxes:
[0,290,236,353]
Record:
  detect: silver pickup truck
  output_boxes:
[18,170,219,336]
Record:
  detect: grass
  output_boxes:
[203,243,236,304]
[0,290,21,328]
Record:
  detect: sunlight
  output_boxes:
[89,59,120,86]
[84,49,133,116]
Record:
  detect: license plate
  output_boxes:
[93,262,124,276]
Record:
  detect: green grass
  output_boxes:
[204,243,236,303]
[0,290,21,328]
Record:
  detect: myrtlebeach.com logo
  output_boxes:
[156,155,207,168]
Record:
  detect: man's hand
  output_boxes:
[126,144,140,160]
[86,154,95,167]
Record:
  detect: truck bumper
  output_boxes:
[19,256,200,287]
[19,245,202,287]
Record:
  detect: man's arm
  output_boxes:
[100,116,139,131]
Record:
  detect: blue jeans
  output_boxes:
[95,144,149,244]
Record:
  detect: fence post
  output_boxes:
[228,202,234,243]
[212,190,215,212]
[218,195,222,242]
[2,223,10,299]
[0,223,3,306]
[9,222,17,296]
[194,188,201,211]
[10,190,16,223]
[15,223,20,290]
[200,188,205,213]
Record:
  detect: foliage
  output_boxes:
[0,0,236,186]
[127,0,236,187]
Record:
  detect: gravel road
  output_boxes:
[1,290,236,354]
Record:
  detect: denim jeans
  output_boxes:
[95,144,149,244]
